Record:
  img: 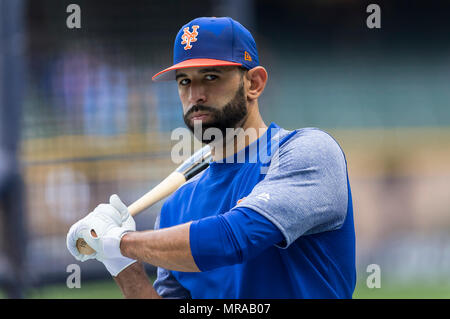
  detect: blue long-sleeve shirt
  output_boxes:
[154,122,356,298]
[190,206,284,271]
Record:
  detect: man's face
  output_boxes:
[176,66,248,144]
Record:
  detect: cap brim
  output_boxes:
[152,58,242,82]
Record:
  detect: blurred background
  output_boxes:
[1,0,450,298]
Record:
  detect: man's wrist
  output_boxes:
[113,261,161,299]
[120,232,133,259]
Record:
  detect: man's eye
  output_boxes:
[179,79,190,86]
[205,74,218,81]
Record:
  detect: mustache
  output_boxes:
[185,105,218,119]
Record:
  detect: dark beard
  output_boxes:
[183,82,248,144]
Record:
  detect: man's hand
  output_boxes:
[66,194,137,276]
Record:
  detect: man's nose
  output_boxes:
[188,83,207,105]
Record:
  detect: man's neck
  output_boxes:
[210,112,267,162]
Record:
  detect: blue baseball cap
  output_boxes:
[152,17,259,81]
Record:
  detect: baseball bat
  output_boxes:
[76,145,212,255]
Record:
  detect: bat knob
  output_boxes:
[76,238,96,255]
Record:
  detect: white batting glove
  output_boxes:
[66,194,125,261]
[66,194,137,276]
[66,219,96,262]
[100,226,137,277]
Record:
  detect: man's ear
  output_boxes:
[245,66,268,101]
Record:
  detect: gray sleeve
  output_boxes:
[236,128,348,248]
[153,267,191,299]
[151,213,191,299]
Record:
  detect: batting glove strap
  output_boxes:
[103,257,137,277]
[102,227,130,258]
[101,227,137,277]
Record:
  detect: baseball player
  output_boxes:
[67,17,356,299]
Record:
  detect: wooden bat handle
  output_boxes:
[75,171,187,255]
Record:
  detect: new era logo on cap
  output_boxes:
[244,51,252,61]
[152,17,259,81]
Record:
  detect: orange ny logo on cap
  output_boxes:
[181,25,200,50]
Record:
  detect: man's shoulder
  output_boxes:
[279,127,344,152]
[273,126,347,167]
[282,126,336,141]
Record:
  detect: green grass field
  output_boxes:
[2,276,450,299]
[354,279,450,299]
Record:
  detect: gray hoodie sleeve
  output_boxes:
[236,128,349,248]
